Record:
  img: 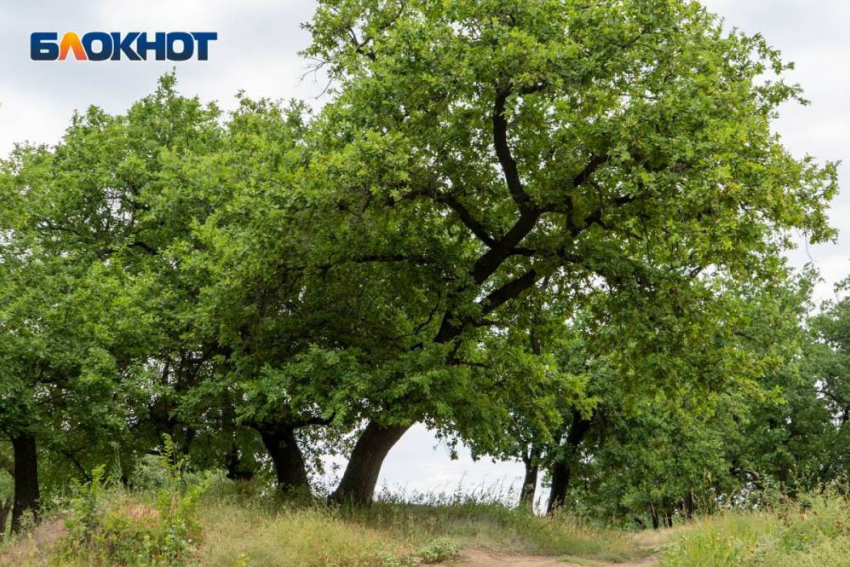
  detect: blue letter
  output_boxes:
[166,32,194,61]
[82,32,111,61]
[31,32,59,61]
[191,32,217,60]
[111,32,141,61]
[136,32,166,61]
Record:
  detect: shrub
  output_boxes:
[62,437,210,566]
[414,538,459,564]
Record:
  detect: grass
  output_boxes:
[1,499,656,567]
[7,473,850,566]
[16,475,850,566]
[200,505,428,567]
[357,500,651,561]
[659,491,850,567]
[0,475,656,566]
[195,478,654,566]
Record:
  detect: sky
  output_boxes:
[1,0,848,501]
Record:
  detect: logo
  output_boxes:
[31,32,217,61]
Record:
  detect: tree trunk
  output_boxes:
[329,421,410,506]
[547,459,571,514]
[520,446,540,508]
[11,434,39,533]
[650,503,660,530]
[225,443,255,482]
[258,424,310,492]
[684,491,695,521]
[0,496,12,538]
[547,413,592,514]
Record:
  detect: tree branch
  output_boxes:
[493,86,533,211]
[470,209,541,284]
[480,269,542,316]
[439,194,498,247]
[293,413,336,428]
[572,155,611,188]
[388,186,497,248]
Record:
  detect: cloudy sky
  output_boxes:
[1,0,848,500]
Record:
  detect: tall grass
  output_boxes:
[201,478,650,565]
[0,474,657,566]
[660,491,850,567]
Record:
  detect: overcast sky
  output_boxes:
[1,0,848,501]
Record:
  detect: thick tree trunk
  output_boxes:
[520,446,540,508]
[650,503,660,530]
[11,434,39,533]
[329,422,410,506]
[547,458,572,514]
[547,413,592,514]
[258,425,310,492]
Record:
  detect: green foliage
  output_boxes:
[0,0,845,547]
[61,439,210,566]
[414,538,459,564]
[297,0,839,454]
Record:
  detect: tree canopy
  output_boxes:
[0,0,844,531]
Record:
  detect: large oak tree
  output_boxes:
[299,0,836,504]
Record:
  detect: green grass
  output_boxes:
[0,476,656,566]
[660,492,850,567]
[8,476,850,567]
[195,479,652,566]
[356,500,651,561]
[26,475,850,567]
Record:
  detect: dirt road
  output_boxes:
[437,549,659,567]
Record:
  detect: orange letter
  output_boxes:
[59,32,87,60]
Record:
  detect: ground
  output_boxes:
[6,485,850,566]
[437,550,660,567]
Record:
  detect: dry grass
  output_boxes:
[355,500,655,562]
[0,479,669,567]
[10,477,850,567]
[659,492,850,567]
[199,505,422,567]
[0,519,67,567]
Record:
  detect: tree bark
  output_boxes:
[0,496,12,538]
[520,446,540,508]
[547,457,572,514]
[11,434,39,533]
[329,421,410,506]
[547,413,592,514]
[224,443,255,482]
[258,424,310,492]
[684,491,695,521]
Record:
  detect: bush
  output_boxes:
[62,437,210,566]
[414,538,459,564]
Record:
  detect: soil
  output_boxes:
[436,549,659,567]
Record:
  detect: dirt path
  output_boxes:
[437,550,659,567]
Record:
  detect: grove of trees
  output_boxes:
[1,0,847,534]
